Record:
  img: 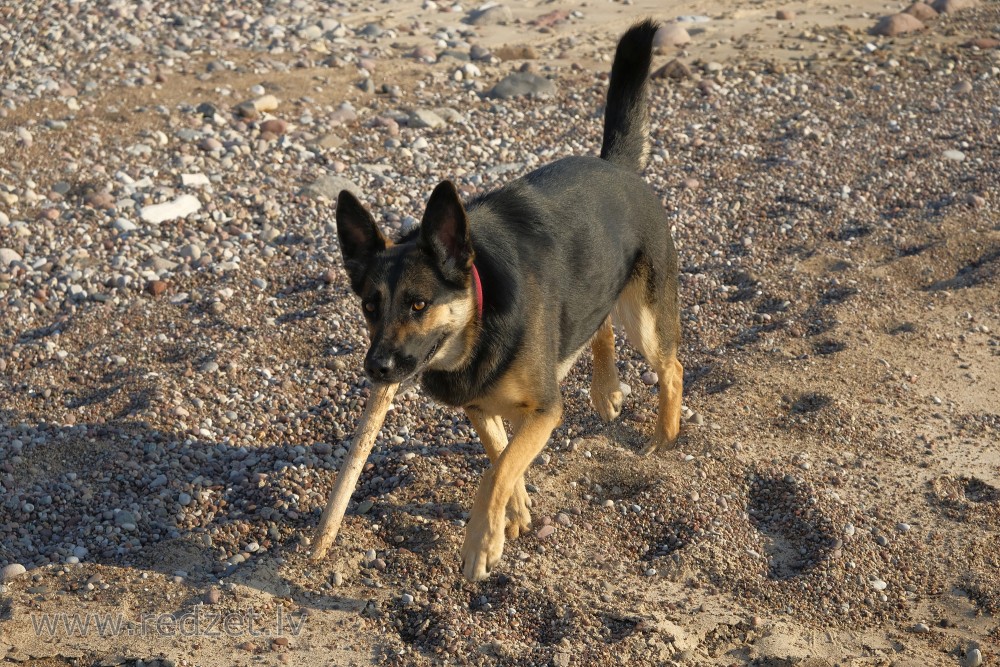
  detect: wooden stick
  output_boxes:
[311,382,399,561]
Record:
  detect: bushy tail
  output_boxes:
[600,19,657,172]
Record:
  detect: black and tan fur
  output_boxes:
[335,20,682,581]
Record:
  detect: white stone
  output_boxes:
[140,194,202,224]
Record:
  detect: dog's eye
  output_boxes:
[411,300,427,312]
[363,301,376,314]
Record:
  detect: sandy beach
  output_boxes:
[1,0,999,665]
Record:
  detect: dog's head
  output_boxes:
[336,180,478,384]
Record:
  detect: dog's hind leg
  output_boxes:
[615,272,683,455]
[590,316,624,422]
[465,408,532,540]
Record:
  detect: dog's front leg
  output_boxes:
[461,403,562,581]
[465,408,533,539]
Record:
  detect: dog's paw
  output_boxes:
[592,389,624,423]
[639,430,684,456]
[461,511,506,581]
[505,482,533,540]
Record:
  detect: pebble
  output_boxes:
[776,9,796,20]
[912,622,931,633]
[641,371,658,385]
[408,109,446,129]
[466,5,512,26]
[487,72,556,99]
[654,24,691,49]
[400,593,414,605]
[205,588,221,604]
[140,195,202,224]
[965,648,983,667]
[943,150,966,162]
[0,248,22,267]
[536,525,556,539]
[301,174,362,200]
[0,564,28,582]
[871,13,925,37]
[181,173,211,187]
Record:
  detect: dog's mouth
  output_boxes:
[421,337,443,366]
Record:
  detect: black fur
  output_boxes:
[600,19,657,171]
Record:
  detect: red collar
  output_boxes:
[471,263,483,318]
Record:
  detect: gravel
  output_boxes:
[1,0,999,664]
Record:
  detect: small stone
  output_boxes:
[205,588,221,604]
[652,59,692,81]
[776,9,796,20]
[408,109,446,129]
[146,280,168,297]
[654,24,691,50]
[466,5,512,26]
[0,564,28,582]
[0,248,22,267]
[641,371,658,385]
[536,525,556,540]
[965,648,983,667]
[178,492,193,506]
[943,150,966,162]
[357,499,374,515]
[260,119,288,135]
[912,622,931,633]
[199,137,223,152]
[871,578,888,591]
[140,195,201,224]
[332,572,344,586]
[181,173,211,187]
[965,37,1000,49]
[931,0,978,12]
[84,191,115,209]
[952,80,973,95]
[302,174,362,200]
[896,522,911,532]
[904,2,939,20]
[689,412,705,425]
[400,593,414,605]
[871,13,925,37]
[487,72,556,99]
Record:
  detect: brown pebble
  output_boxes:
[537,525,556,540]
[272,637,289,648]
[776,9,795,20]
[965,37,1000,49]
[205,588,221,604]
[904,2,939,20]
[146,280,168,297]
[871,13,926,37]
[652,59,692,81]
[84,191,115,209]
[260,119,288,135]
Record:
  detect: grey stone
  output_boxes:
[301,174,362,200]
[487,72,556,99]
[466,5,512,26]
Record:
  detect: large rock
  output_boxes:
[903,2,939,20]
[408,109,446,129]
[139,194,202,224]
[654,24,691,50]
[931,0,978,12]
[301,175,362,200]
[0,563,27,582]
[466,5,512,26]
[871,13,926,36]
[487,72,556,99]
[0,248,22,267]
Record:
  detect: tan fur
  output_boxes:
[461,405,562,580]
[613,275,683,455]
[590,316,623,421]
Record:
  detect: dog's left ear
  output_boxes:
[419,180,473,283]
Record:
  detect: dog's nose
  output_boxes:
[365,353,395,381]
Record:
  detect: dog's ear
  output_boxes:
[419,180,473,283]
[336,190,388,291]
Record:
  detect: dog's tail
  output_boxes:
[600,19,657,172]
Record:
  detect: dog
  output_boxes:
[334,19,682,581]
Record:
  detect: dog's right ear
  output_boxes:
[336,190,388,291]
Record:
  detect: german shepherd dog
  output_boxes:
[335,20,682,581]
